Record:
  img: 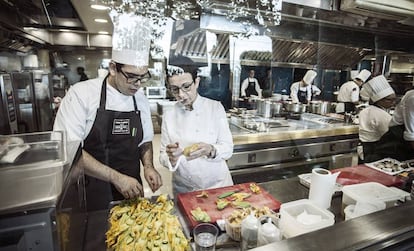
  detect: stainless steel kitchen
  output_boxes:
[1,0,414,251]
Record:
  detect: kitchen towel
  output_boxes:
[308,168,340,209]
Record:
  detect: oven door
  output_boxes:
[230,153,357,184]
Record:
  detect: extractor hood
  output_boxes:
[340,0,414,21]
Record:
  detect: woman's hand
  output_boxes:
[166,142,183,166]
[186,142,215,161]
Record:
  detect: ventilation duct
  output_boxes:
[340,0,414,20]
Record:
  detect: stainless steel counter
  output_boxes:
[229,113,358,146]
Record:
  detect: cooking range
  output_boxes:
[228,113,358,184]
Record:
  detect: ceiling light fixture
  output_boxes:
[91,4,109,10]
[98,31,109,34]
[94,18,108,23]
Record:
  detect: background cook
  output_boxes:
[159,56,234,196]
[358,75,396,163]
[290,69,317,104]
[337,69,371,113]
[53,12,162,211]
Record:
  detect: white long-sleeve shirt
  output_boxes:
[390,89,414,141]
[53,77,153,145]
[359,106,392,142]
[159,95,234,194]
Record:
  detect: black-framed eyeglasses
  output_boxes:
[168,81,194,95]
[119,69,151,85]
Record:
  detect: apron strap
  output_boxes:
[99,76,139,112]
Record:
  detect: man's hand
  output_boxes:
[166,142,183,166]
[110,172,144,199]
[144,167,163,192]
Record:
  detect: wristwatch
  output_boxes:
[209,144,216,158]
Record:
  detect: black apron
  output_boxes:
[245,79,258,97]
[370,125,414,162]
[83,77,144,211]
[298,88,308,104]
[344,102,356,113]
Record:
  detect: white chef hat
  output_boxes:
[354,69,371,83]
[303,70,317,85]
[350,70,359,80]
[366,75,395,103]
[110,10,151,67]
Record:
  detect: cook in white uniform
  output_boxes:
[290,70,317,104]
[358,75,395,162]
[384,89,414,161]
[54,12,162,211]
[337,69,371,113]
[159,57,234,196]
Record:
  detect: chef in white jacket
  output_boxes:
[159,56,234,196]
[358,75,396,162]
[290,70,317,104]
[337,69,371,113]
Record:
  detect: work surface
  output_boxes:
[83,170,411,251]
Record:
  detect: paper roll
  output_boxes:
[308,168,339,209]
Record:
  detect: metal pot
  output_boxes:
[262,100,273,118]
[271,102,283,115]
[309,101,321,114]
[285,102,306,113]
[317,101,331,115]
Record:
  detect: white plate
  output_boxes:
[364,158,409,175]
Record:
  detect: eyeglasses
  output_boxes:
[169,81,194,95]
[119,69,151,85]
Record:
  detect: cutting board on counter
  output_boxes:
[332,165,405,188]
[177,182,281,230]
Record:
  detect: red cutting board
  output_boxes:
[332,165,405,188]
[177,183,281,230]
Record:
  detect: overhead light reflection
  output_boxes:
[91,4,109,10]
[94,18,108,23]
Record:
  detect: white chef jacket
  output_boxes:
[390,89,414,141]
[159,94,234,194]
[53,77,153,145]
[290,81,312,103]
[337,80,359,103]
[359,106,392,142]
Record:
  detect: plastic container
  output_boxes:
[342,182,405,212]
[279,199,335,238]
[344,199,386,220]
[241,213,258,250]
[257,216,281,246]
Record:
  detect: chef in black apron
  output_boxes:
[241,69,261,98]
[53,13,162,213]
[83,77,144,210]
[290,70,317,104]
